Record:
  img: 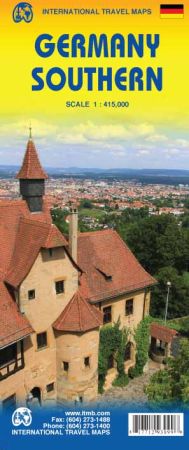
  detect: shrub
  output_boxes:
[112,373,129,387]
[98,320,129,392]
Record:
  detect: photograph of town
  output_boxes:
[1,124,189,411]
[0,0,189,448]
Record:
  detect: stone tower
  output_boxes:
[16,128,48,212]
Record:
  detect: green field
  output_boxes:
[79,208,106,220]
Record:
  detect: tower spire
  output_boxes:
[29,122,32,140]
[16,132,48,213]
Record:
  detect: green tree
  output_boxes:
[79,199,93,209]
[150,266,189,319]
[146,338,189,403]
[51,208,68,234]
[123,215,186,274]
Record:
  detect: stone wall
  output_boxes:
[0,247,79,405]
[19,247,78,331]
[100,289,150,329]
[0,332,57,405]
[55,329,99,402]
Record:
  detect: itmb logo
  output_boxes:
[12,408,32,427]
[13,3,33,23]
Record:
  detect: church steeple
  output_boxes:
[16,130,48,213]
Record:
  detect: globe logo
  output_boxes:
[13,3,33,23]
[12,407,32,427]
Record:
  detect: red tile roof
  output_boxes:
[150,323,177,343]
[44,224,67,249]
[78,229,156,303]
[16,139,48,179]
[5,218,68,288]
[0,281,33,348]
[0,199,51,278]
[53,291,103,332]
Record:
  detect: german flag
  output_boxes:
[160,4,184,18]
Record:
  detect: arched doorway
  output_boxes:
[31,387,41,405]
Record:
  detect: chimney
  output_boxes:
[69,206,78,262]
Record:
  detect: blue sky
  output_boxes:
[0,119,189,169]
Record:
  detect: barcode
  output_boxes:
[128,413,184,436]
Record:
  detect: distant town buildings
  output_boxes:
[0,175,187,225]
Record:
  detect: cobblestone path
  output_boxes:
[96,367,159,407]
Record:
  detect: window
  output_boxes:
[124,342,132,361]
[55,280,64,295]
[37,332,47,349]
[84,357,90,368]
[46,382,54,393]
[0,344,17,367]
[2,394,16,411]
[48,249,53,257]
[125,299,133,316]
[28,289,35,300]
[103,306,112,324]
[63,361,69,372]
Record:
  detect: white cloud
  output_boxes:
[165,148,180,156]
[57,133,87,145]
[137,149,151,156]
[111,150,126,157]
[56,121,157,149]
[146,134,168,143]
[0,119,57,138]
[129,123,155,136]
[135,143,154,150]
[175,139,189,149]
[0,118,189,168]
[57,121,131,144]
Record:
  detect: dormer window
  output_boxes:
[28,289,35,300]
[106,275,112,282]
[96,267,112,282]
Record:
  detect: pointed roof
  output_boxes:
[5,218,68,288]
[44,224,68,249]
[53,290,103,332]
[16,138,48,180]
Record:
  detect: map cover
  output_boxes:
[0,1,188,449]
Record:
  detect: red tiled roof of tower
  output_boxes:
[0,281,33,348]
[53,291,103,332]
[16,139,48,179]
[78,229,156,303]
[5,218,68,288]
[0,200,51,278]
[150,323,177,344]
